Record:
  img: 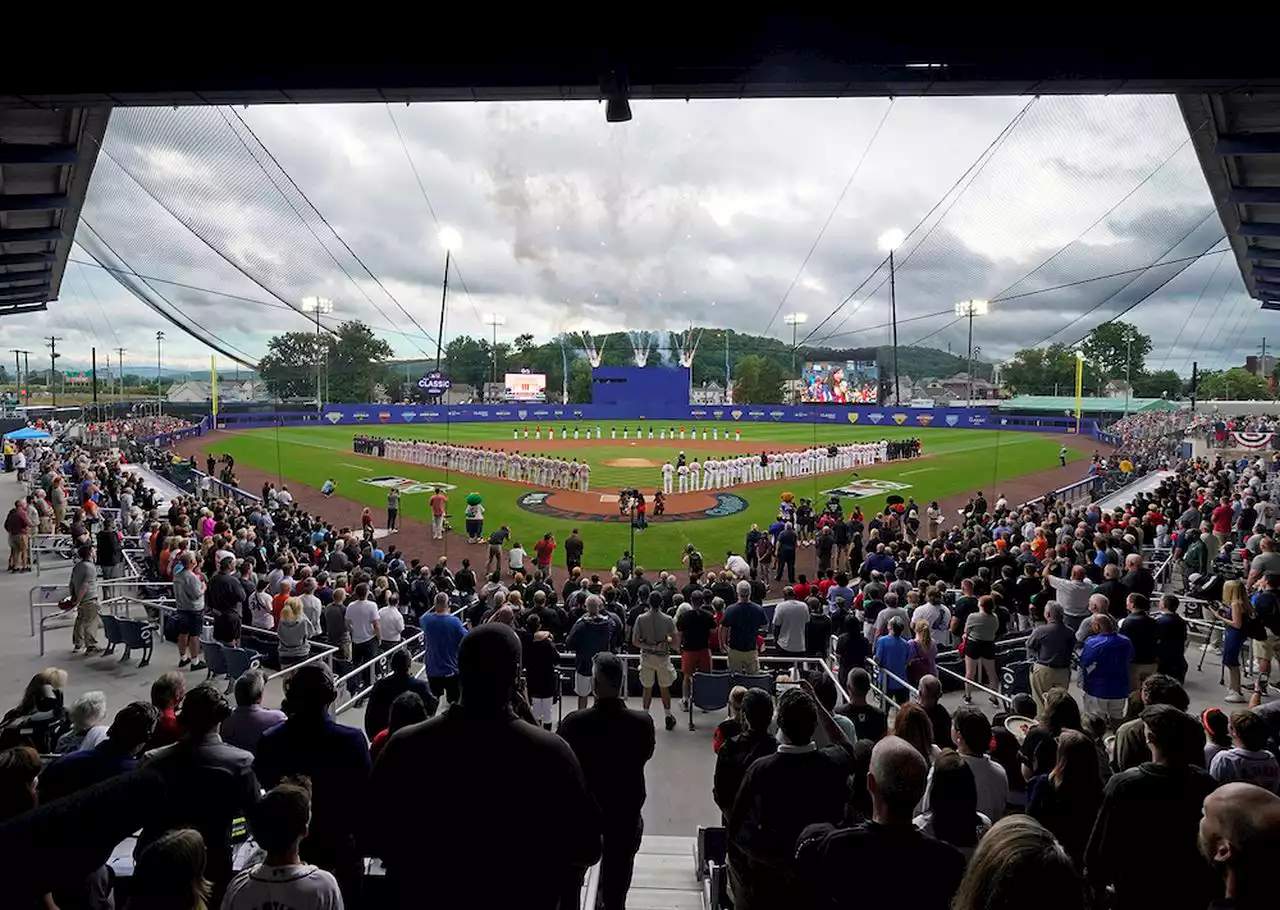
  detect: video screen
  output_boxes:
[802,360,879,404]
[504,372,547,402]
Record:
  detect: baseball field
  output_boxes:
[192,421,1090,563]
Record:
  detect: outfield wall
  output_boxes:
[207,404,1101,436]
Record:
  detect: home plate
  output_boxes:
[598,494,620,504]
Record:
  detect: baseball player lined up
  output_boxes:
[370,438,590,491]
[656,441,905,492]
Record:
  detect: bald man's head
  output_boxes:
[1199,782,1280,900]
[867,736,928,823]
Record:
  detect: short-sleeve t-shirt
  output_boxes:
[634,609,676,656]
[420,611,467,678]
[345,599,379,645]
[721,601,767,652]
[677,608,716,652]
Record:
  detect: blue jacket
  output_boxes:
[567,613,616,676]
[1080,632,1134,700]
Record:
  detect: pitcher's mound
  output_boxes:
[603,457,664,468]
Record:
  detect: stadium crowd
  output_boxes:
[5,429,1280,908]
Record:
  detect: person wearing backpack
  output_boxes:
[1248,572,1280,707]
[682,545,703,579]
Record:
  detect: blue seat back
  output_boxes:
[730,672,776,696]
[203,640,228,678]
[100,614,122,644]
[222,647,260,680]
[690,672,733,714]
[118,618,151,648]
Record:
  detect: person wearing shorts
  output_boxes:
[566,595,616,710]
[677,597,716,709]
[633,592,678,730]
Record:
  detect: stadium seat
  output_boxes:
[240,627,279,669]
[688,672,732,731]
[706,861,731,909]
[99,614,123,657]
[1001,659,1032,696]
[729,672,776,696]
[695,825,728,882]
[220,647,261,691]
[203,640,229,681]
[115,618,156,668]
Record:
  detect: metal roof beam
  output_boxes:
[1241,222,1280,238]
[1247,245,1280,261]
[0,193,69,212]
[0,303,48,317]
[0,143,79,165]
[0,252,56,266]
[0,288,50,301]
[0,227,63,244]
[1228,186,1280,205]
[1215,134,1280,156]
[0,275,50,290]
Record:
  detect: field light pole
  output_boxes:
[954,299,989,407]
[1123,328,1132,419]
[483,313,506,386]
[879,229,905,405]
[155,331,165,418]
[436,228,463,371]
[1075,350,1086,435]
[302,297,333,412]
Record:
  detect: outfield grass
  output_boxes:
[213,422,1088,562]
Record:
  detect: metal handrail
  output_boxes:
[864,656,920,699]
[936,664,1012,706]
[332,632,425,714]
[265,639,339,682]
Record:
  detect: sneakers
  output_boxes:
[190,661,207,672]
[664,714,677,731]
[1224,690,1247,704]
[178,658,191,668]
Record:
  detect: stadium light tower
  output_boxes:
[879,229,906,405]
[1075,349,1086,434]
[155,331,165,417]
[954,299,989,407]
[301,297,333,411]
[483,314,506,385]
[783,313,808,376]
[436,227,463,371]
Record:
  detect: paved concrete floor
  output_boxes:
[0,468,1263,837]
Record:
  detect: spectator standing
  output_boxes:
[38,700,157,803]
[1078,613,1134,725]
[364,648,438,741]
[720,581,766,673]
[874,616,911,702]
[276,599,315,669]
[533,532,557,571]
[804,597,833,658]
[1119,593,1160,692]
[913,748,990,860]
[222,778,344,910]
[713,689,776,821]
[137,684,260,899]
[321,586,350,660]
[1044,565,1093,632]
[1197,782,1280,909]
[377,597,406,651]
[727,685,852,909]
[951,816,1083,910]
[1085,705,1219,910]
[1026,729,1103,867]
[173,551,207,671]
[5,497,31,573]
[420,592,466,705]
[917,675,953,749]
[220,670,287,754]
[567,594,618,710]
[1026,602,1074,708]
[676,595,716,709]
[795,736,965,910]
[254,665,371,906]
[521,612,560,730]
[1155,593,1189,682]
[369,624,602,909]
[771,586,809,657]
[774,521,798,583]
[69,543,102,655]
[961,595,1001,705]
[905,619,938,686]
[558,652,656,910]
[941,705,1007,823]
[837,668,887,742]
[1209,709,1280,792]
[344,582,380,690]
[1112,673,1190,772]
[632,591,678,730]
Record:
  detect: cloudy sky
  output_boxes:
[1,94,1258,375]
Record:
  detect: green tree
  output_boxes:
[732,354,784,404]
[1003,344,1077,395]
[1131,369,1183,399]
[1081,321,1151,381]
[257,331,325,400]
[327,321,394,402]
[443,335,489,388]
[1199,367,1271,401]
[567,357,593,403]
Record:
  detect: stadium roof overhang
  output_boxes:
[1180,93,1280,311]
[0,107,109,317]
[1,23,1278,324]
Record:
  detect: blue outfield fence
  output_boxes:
[207,404,1102,437]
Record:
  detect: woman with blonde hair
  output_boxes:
[131,828,212,910]
[1218,579,1250,703]
[952,815,1084,910]
[905,619,937,685]
[275,597,315,669]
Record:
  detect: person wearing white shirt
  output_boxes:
[277,486,294,507]
[222,778,344,910]
[725,552,751,579]
[298,578,323,629]
[345,582,381,688]
[924,705,1008,823]
[378,601,406,649]
[772,588,810,656]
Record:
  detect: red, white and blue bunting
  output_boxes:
[1231,431,1274,449]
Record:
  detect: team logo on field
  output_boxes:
[819,480,913,499]
[945,415,959,426]
[358,476,457,495]
[516,491,748,523]
[325,411,344,424]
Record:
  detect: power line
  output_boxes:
[225,108,437,358]
[1155,251,1229,372]
[761,99,895,338]
[800,98,1038,348]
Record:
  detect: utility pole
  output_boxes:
[1190,361,1198,412]
[9,349,31,413]
[1123,328,1132,419]
[46,337,62,409]
[116,347,127,408]
[91,347,98,407]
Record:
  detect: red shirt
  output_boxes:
[534,538,556,566]
[793,582,812,601]
[1212,505,1234,534]
[430,494,447,517]
[150,708,182,749]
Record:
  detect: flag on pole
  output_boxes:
[211,355,218,418]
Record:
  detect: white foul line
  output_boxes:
[337,462,373,472]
